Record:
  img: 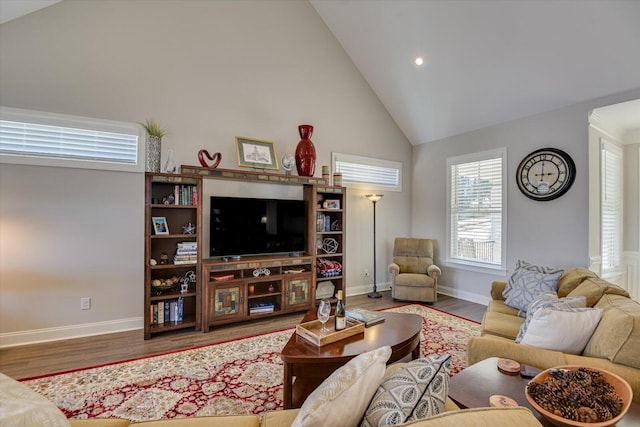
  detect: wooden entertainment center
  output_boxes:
[144,167,346,339]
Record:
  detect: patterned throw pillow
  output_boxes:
[361,354,452,427]
[503,260,563,312]
[515,292,587,343]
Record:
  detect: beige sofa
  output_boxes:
[65,406,541,427]
[2,365,543,427]
[468,267,640,403]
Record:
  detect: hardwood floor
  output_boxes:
[0,292,485,380]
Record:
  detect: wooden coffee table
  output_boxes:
[280,309,422,409]
[449,357,640,427]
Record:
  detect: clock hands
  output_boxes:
[534,161,554,194]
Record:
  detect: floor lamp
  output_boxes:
[365,194,383,298]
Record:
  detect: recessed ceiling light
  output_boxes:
[414,57,424,67]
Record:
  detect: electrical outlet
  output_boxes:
[80,297,91,310]
[364,269,370,276]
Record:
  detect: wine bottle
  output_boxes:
[335,290,346,331]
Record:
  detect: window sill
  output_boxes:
[445,259,507,277]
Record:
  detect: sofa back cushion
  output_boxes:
[556,267,598,297]
[566,277,630,307]
[583,294,640,369]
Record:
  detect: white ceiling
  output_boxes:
[311,0,640,145]
[0,0,61,25]
[2,1,639,145]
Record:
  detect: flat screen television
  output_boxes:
[210,196,307,257]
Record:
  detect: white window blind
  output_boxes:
[447,149,506,271]
[601,139,623,274]
[332,152,402,191]
[0,106,142,172]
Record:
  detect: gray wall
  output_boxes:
[412,89,640,304]
[0,0,412,344]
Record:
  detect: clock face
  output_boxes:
[516,148,575,201]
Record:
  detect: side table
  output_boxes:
[449,357,639,427]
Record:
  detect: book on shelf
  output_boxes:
[213,273,235,281]
[173,185,198,206]
[249,302,275,314]
[151,298,185,325]
[345,307,385,327]
[174,241,197,264]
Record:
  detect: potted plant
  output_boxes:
[141,119,167,172]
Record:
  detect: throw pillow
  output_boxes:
[291,346,392,427]
[503,260,563,312]
[502,260,564,299]
[515,292,586,343]
[361,354,451,427]
[0,373,70,427]
[519,306,603,354]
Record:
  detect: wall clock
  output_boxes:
[516,147,576,201]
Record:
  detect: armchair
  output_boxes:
[388,237,441,303]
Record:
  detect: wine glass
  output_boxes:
[317,299,331,334]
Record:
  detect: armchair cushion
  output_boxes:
[395,273,434,289]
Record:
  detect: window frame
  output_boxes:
[600,137,623,278]
[445,147,507,274]
[331,152,402,192]
[0,106,144,173]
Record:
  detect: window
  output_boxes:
[601,138,623,276]
[446,148,506,272]
[0,106,142,172]
[332,152,402,191]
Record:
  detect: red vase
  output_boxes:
[295,124,316,177]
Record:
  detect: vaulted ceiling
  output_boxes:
[310,0,640,145]
[3,1,640,145]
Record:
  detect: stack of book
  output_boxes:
[249,302,274,315]
[345,307,385,327]
[151,297,184,325]
[174,241,197,264]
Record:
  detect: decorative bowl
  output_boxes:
[525,365,632,427]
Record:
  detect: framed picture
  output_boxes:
[152,217,169,235]
[323,200,341,209]
[235,137,279,170]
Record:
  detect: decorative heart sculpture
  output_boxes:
[198,149,222,168]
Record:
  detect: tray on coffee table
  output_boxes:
[295,315,364,346]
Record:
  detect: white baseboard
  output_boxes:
[437,285,490,306]
[347,281,392,297]
[0,317,143,348]
[2,281,492,348]
[347,282,490,307]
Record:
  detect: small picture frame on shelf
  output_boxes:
[236,136,279,170]
[152,217,169,235]
[323,200,340,209]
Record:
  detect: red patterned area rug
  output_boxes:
[22,304,479,422]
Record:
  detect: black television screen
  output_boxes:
[210,196,307,257]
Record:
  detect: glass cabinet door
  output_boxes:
[285,274,311,309]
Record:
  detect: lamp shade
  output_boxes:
[365,194,384,203]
